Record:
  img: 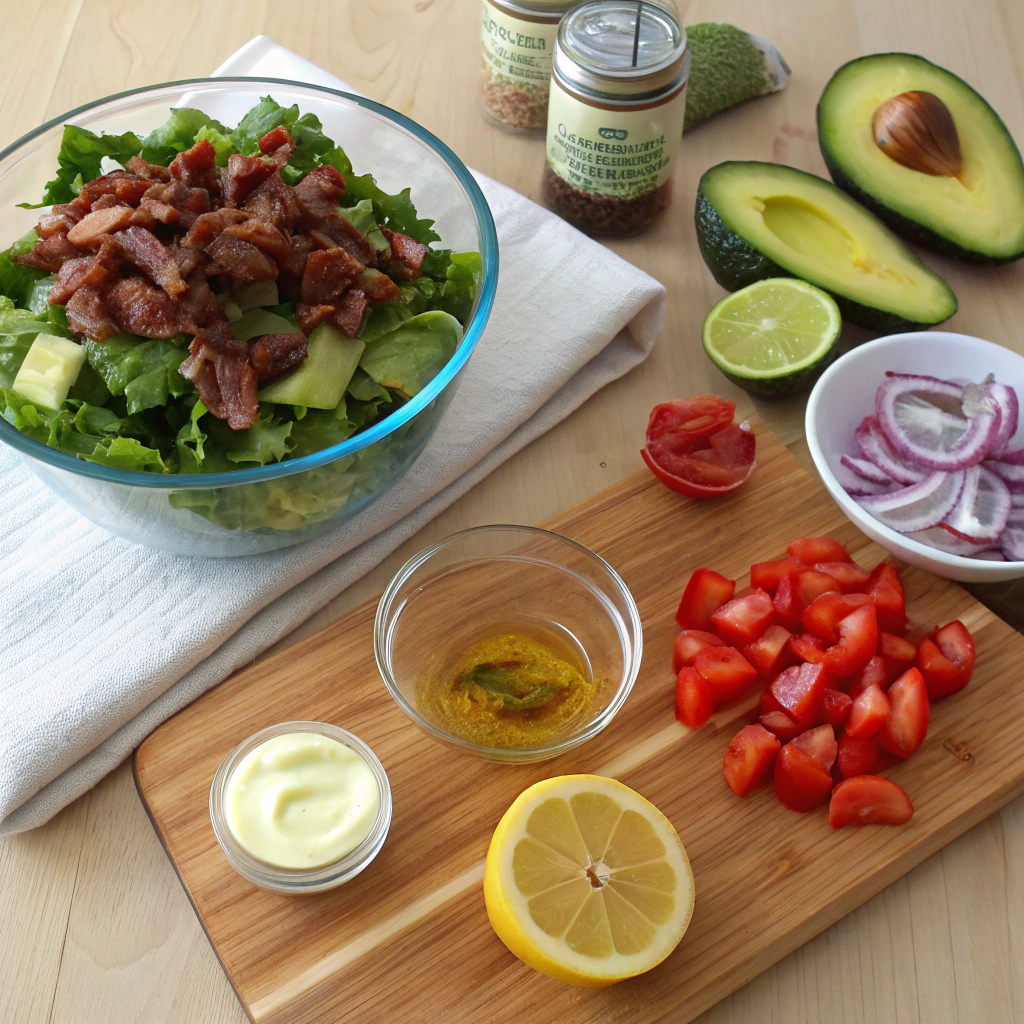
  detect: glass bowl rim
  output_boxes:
[209,720,393,893]
[0,76,499,490]
[373,524,644,760]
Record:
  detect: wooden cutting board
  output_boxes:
[134,424,1024,1024]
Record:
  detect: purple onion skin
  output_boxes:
[987,382,1020,456]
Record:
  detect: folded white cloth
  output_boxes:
[0,38,665,834]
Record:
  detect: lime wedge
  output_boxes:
[702,278,842,395]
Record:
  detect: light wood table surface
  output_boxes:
[3,2,1024,1022]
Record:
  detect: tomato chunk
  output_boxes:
[846,681,890,739]
[848,655,887,697]
[774,570,841,630]
[877,667,930,758]
[836,733,880,779]
[723,724,781,797]
[790,724,837,772]
[787,537,852,564]
[774,743,834,812]
[788,632,828,665]
[671,629,725,674]
[864,562,906,634]
[812,561,870,593]
[693,645,759,705]
[878,631,917,685]
[822,603,878,678]
[760,708,805,744]
[771,662,828,723]
[822,688,853,729]
[676,569,735,629]
[802,591,873,643]
[643,419,756,499]
[711,588,775,646]
[829,776,914,828]
[743,624,795,679]
[674,667,715,728]
[750,557,806,594]
[916,620,976,700]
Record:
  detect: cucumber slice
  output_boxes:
[258,323,364,409]
[13,333,86,410]
[233,280,280,311]
[232,308,301,342]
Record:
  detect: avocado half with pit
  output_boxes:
[695,161,957,333]
[818,53,1024,263]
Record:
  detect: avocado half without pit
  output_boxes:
[694,161,958,333]
[818,53,1024,263]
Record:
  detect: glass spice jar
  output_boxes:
[543,0,690,235]
[479,0,574,132]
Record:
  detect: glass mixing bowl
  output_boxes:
[0,79,498,556]
[374,525,643,763]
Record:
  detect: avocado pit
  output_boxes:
[872,91,963,177]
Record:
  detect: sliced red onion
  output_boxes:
[840,453,893,483]
[835,459,899,496]
[999,439,1024,466]
[855,470,965,534]
[876,374,1001,470]
[1003,524,1024,561]
[910,526,994,556]
[940,465,1011,543]
[855,416,926,485]
[975,549,1008,561]
[984,458,1024,492]
[985,382,1019,455]
[1012,492,1024,509]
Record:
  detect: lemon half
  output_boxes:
[484,775,695,986]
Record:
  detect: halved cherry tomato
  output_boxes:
[723,724,781,797]
[790,724,838,772]
[846,681,890,739]
[802,592,873,643]
[743,624,795,679]
[774,743,834,812]
[711,588,775,646]
[829,776,914,827]
[693,646,759,705]
[836,733,880,779]
[644,395,735,450]
[822,688,853,730]
[787,537,852,564]
[771,662,828,723]
[750,557,806,594]
[848,655,887,697]
[877,667,929,758]
[864,562,906,634]
[822,603,878,678]
[671,629,725,674]
[675,667,715,728]
[760,709,805,743]
[812,561,870,593]
[676,569,735,629]
[916,620,976,700]
[878,631,917,685]
[773,570,841,630]
[788,632,828,665]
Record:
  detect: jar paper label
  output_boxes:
[481,0,558,91]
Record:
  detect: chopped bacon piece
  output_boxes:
[90,194,125,211]
[78,171,151,207]
[296,302,335,335]
[258,127,296,155]
[15,230,84,272]
[169,242,203,280]
[67,205,136,247]
[177,271,222,327]
[179,323,258,430]
[125,155,172,182]
[220,153,272,208]
[279,234,313,278]
[181,208,248,249]
[331,215,376,265]
[49,239,122,305]
[222,218,290,263]
[169,139,218,189]
[383,227,428,277]
[243,172,302,232]
[294,164,347,221]
[65,285,120,340]
[207,233,278,283]
[113,225,186,296]
[329,288,369,338]
[139,197,180,225]
[127,207,158,231]
[36,198,89,239]
[104,276,195,338]
[142,181,210,229]
[301,247,364,305]
[357,267,401,303]
[250,333,308,383]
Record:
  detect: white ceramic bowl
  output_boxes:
[806,331,1024,583]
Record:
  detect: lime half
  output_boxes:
[702,278,842,395]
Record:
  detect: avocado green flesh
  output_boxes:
[696,161,958,332]
[818,53,1024,263]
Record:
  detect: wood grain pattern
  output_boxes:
[135,425,1024,1024]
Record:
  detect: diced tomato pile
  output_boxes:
[672,536,977,829]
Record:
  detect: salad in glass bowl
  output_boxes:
[0,81,497,555]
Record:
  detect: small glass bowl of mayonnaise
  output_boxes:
[209,721,392,894]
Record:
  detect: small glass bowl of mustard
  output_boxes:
[374,525,643,763]
[209,722,392,894]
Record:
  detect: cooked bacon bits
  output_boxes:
[17,124,414,430]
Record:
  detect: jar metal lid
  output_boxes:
[484,0,575,23]
[553,0,688,99]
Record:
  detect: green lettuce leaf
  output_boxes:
[338,198,389,252]
[359,301,414,343]
[67,361,112,405]
[343,174,439,244]
[25,126,143,207]
[206,413,293,466]
[81,436,168,472]
[287,400,357,460]
[434,251,483,322]
[141,107,231,165]
[359,310,462,399]
[83,335,190,413]
[24,276,55,317]
[0,230,48,307]
[194,124,237,166]
[346,366,391,402]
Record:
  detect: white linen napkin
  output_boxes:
[0,39,665,834]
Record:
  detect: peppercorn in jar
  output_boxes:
[543,0,690,235]
[479,0,574,132]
